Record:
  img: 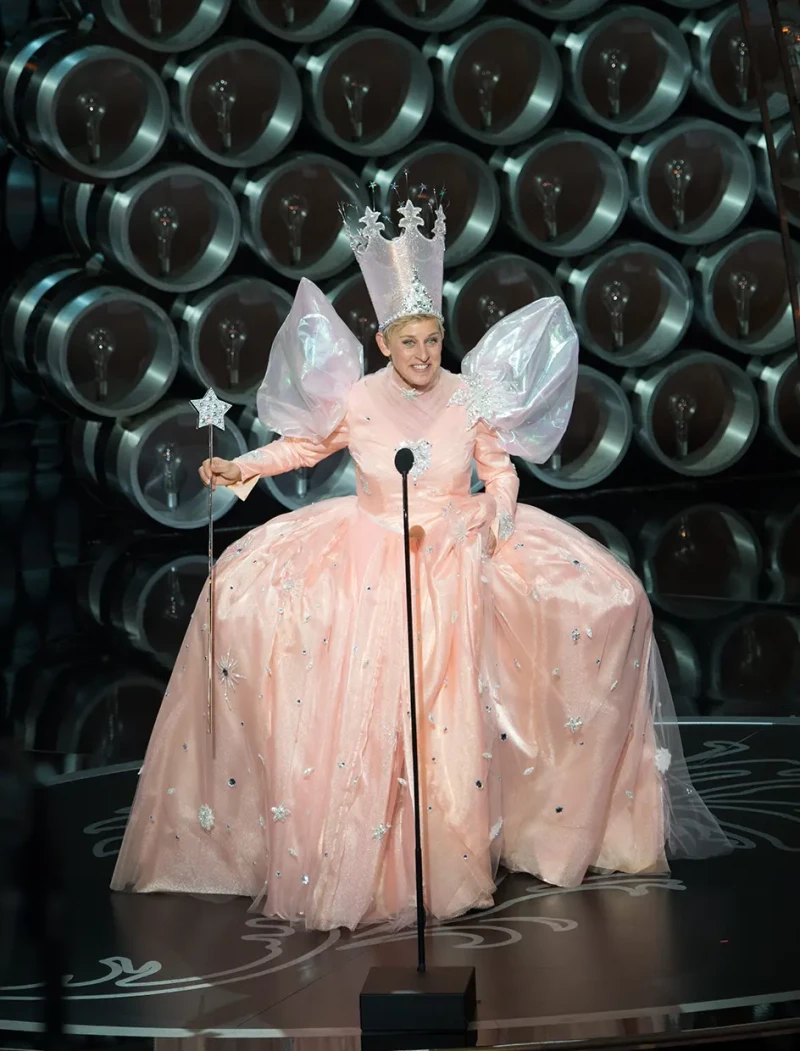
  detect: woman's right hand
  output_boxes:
[198,457,243,489]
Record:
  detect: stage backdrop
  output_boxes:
[1,0,799,763]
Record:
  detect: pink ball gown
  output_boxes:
[111,281,729,930]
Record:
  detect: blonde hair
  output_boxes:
[382,314,444,342]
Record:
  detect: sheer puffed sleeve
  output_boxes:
[228,278,363,501]
[452,296,579,462]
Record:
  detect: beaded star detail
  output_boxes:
[448,375,508,428]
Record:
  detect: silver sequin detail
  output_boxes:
[634,659,640,669]
[626,790,634,799]
[238,449,265,463]
[610,681,619,692]
[571,628,581,643]
[395,438,432,480]
[303,767,314,777]
[524,766,535,776]
[301,874,310,885]
[655,748,672,773]
[198,805,215,831]
[497,510,514,542]
[372,823,391,840]
[565,716,583,733]
[490,818,503,839]
[218,650,244,700]
[167,787,175,795]
[271,803,291,822]
[448,375,507,428]
[289,848,298,857]
[586,628,593,639]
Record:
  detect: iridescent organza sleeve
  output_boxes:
[255,277,364,441]
[455,297,579,463]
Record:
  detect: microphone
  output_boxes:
[394,447,415,475]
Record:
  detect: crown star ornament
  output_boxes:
[346,195,446,331]
[191,387,232,431]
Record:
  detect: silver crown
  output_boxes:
[345,198,446,332]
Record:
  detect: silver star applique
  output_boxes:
[359,206,386,239]
[271,803,291,823]
[191,387,232,431]
[397,199,424,231]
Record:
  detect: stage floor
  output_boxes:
[2,721,799,1048]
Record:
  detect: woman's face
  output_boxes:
[376,317,443,392]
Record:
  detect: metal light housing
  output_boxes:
[425,17,561,146]
[554,6,692,134]
[687,229,800,355]
[557,241,692,366]
[163,38,301,168]
[62,163,241,293]
[493,130,629,256]
[172,275,293,404]
[295,28,433,156]
[520,365,633,490]
[234,152,367,281]
[625,351,760,476]
[620,117,756,245]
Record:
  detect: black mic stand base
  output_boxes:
[360,964,477,1036]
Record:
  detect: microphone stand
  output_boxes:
[397,448,427,971]
[359,447,476,1045]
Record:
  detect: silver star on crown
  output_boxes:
[191,387,232,431]
[359,206,385,239]
[397,199,424,231]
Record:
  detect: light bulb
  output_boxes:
[280,193,309,266]
[727,36,750,105]
[667,391,697,460]
[86,326,115,400]
[781,21,800,68]
[672,513,696,564]
[157,442,182,511]
[150,204,179,276]
[207,78,237,151]
[341,73,370,141]
[470,62,501,131]
[728,270,757,338]
[533,173,562,241]
[347,310,377,349]
[162,564,187,621]
[601,279,630,350]
[280,0,295,25]
[148,0,162,35]
[600,48,629,119]
[76,91,106,164]
[219,317,248,386]
[664,157,693,229]
[478,294,505,332]
[547,441,563,473]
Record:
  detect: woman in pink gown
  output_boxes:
[111,199,728,930]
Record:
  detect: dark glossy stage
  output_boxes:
[2,718,799,1049]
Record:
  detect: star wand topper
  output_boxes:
[191,387,232,740]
